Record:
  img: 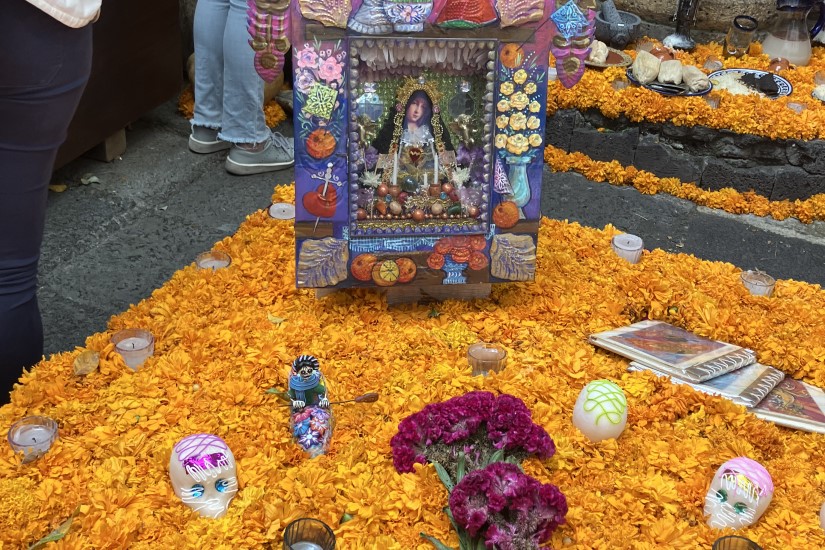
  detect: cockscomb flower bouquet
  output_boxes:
[390,391,567,549]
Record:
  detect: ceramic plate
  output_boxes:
[585,48,633,69]
[625,68,713,97]
[707,68,793,99]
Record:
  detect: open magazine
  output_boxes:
[628,361,785,408]
[590,320,756,382]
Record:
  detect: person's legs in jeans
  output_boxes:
[0,1,93,401]
[219,0,269,146]
[223,0,294,174]
[190,0,232,153]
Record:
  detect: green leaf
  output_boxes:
[487,448,505,465]
[340,512,355,524]
[420,532,455,550]
[433,461,454,492]
[442,508,472,550]
[265,388,291,402]
[456,451,466,484]
[428,308,441,318]
[266,313,286,324]
[28,508,78,549]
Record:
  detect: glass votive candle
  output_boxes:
[111,328,155,370]
[787,102,807,114]
[740,269,776,297]
[612,79,629,91]
[8,416,58,464]
[547,67,558,82]
[611,234,644,263]
[283,518,336,550]
[712,535,762,550]
[467,342,508,376]
[704,94,721,109]
[704,56,724,71]
[269,202,296,220]
[816,71,825,86]
[196,250,231,270]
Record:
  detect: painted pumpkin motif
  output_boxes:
[499,43,524,69]
[305,129,337,159]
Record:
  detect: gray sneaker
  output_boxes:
[188,126,230,154]
[225,132,295,175]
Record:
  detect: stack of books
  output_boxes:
[589,320,825,434]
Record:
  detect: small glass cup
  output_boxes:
[712,535,762,550]
[283,518,336,550]
[611,234,644,264]
[816,70,825,86]
[704,93,721,109]
[111,328,155,370]
[467,342,507,376]
[740,270,776,297]
[612,79,629,91]
[704,55,724,71]
[725,15,758,58]
[547,67,558,82]
[8,416,59,464]
[196,250,231,270]
[787,102,807,114]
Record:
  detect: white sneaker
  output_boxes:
[189,126,230,154]
[225,132,294,175]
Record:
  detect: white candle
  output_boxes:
[196,251,231,271]
[112,329,154,370]
[8,416,58,463]
[268,202,295,220]
[611,234,644,264]
[467,342,507,376]
[423,172,428,188]
[431,141,438,185]
[392,150,399,186]
[289,543,324,550]
[741,270,776,297]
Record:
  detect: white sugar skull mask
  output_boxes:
[169,433,238,519]
[704,457,773,529]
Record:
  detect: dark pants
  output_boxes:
[0,1,93,401]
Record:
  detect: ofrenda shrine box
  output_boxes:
[286,0,594,291]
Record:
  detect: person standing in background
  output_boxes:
[0,0,101,402]
[189,0,294,175]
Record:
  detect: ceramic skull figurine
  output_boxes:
[169,433,238,519]
[704,457,774,529]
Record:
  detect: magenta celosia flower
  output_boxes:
[450,462,568,548]
[390,392,555,475]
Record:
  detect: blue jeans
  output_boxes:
[192,0,269,145]
[0,1,93,401]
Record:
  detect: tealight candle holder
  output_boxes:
[269,202,296,220]
[111,328,154,370]
[712,535,762,550]
[611,234,644,264]
[816,70,825,86]
[611,79,629,91]
[704,56,724,71]
[740,270,775,297]
[704,94,721,109]
[467,342,508,376]
[196,250,232,270]
[547,68,558,82]
[787,102,806,114]
[8,416,58,464]
[283,518,336,550]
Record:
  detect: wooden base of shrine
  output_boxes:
[315,283,492,305]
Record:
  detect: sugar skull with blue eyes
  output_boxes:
[703,457,774,529]
[169,433,238,518]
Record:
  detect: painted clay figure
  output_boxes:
[288,355,333,457]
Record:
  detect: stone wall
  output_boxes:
[546,109,825,201]
[614,0,776,33]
